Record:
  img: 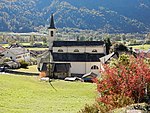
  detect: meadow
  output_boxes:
[130,44,150,50]
[0,74,96,113]
[14,65,39,73]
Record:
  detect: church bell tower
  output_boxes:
[48,14,56,50]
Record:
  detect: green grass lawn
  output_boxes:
[129,44,150,50]
[20,43,31,46]
[0,74,96,113]
[0,43,47,51]
[14,65,39,73]
[0,44,9,48]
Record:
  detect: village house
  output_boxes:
[2,44,31,62]
[0,46,6,53]
[133,48,150,58]
[37,14,107,79]
[0,45,21,69]
[99,45,138,71]
[0,46,6,65]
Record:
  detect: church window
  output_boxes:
[58,49,63,52]
[91,65,99,70]
[92,49,97,52]
[74,49,79,52]
[51,31,54,37]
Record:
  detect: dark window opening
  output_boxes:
[74,49,79,52]
[92,49,97,52]
[51,31,54,37]
[91,65,99,70]
[58,49,63,52]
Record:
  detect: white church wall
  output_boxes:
[48,29,56,49]
[70,62,86,74]
[54,61,101,75]
[70,62,101,75]
[54,62,86,74]
[53,46,104,53]
[86,62,101,75]
[53,47,68,53]
[85,46,104,53]
[67,47,85,53]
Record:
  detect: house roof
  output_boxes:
[53,41,104,47]
[0,46,6,53]
[82,72,98,78]
[52,53,105,62]
[52,63,71,73]
[8,47,29,55]
[99,52,116,64]
[145,49,150,53]
[40,63,71,73]
[37,50,51,58]
[6,43,29,56]
[8,43,23,49]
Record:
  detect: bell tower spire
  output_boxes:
[48,13,56,29]
[48,14,56,50]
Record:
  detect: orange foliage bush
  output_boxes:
[39,71,46,78]
[94,55,150,111]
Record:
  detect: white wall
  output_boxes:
[54,61,101,75]
[67,47,85,53]
[16,53,31,62]
[48,29,56,50]
[53,47,68,53]
[3,50,16,61]
[85,46,104,53]
[53,46,104,53]
[3,50,30,62]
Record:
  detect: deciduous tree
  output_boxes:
[94,54,150,110]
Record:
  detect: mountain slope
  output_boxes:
[0,0,150,33]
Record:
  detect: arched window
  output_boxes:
[74,49,79,52]
[58,49,63,52]
[91,65,99,70]
[92,49,97,53]
[51,31,54,37]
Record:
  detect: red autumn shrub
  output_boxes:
[94,54,150,110]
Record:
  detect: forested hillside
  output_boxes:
[0,0,150,33]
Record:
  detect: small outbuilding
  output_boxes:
[39,62,71,79]
[82,72,98,82]
[52,63,71,79]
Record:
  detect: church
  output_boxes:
[37,14,107,79]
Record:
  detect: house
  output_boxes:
[2,44,31,62]
[0,46,6,65]
[145,49,150,58]
[37,14,106,79]
[134,49,150,58]
[0,46,6,53]
[99,47,138,71]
